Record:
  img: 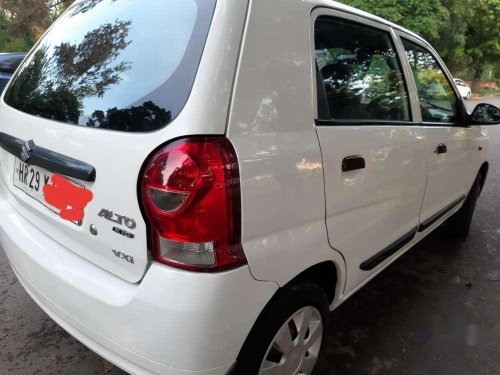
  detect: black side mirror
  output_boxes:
[469,103,500,125]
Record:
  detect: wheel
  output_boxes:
[234,283,329,375]
[447,173,482,240]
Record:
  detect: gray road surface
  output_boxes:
[1,98,499,375]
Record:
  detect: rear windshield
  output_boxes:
[4,0,215,132]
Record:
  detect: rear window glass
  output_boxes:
[4,0,215,132]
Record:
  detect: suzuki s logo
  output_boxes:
[98,209,137,229]
[112,250,135,264]
[21,140,35,163]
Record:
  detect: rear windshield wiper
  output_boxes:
[0,132,96,182]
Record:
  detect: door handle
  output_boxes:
[435,144,447,155]
[342,155,365,172]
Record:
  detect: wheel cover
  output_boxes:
[259,306,323,375]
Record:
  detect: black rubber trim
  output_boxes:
[0,132,96,182]
[418,195,466,232]
[360,227,418,271]
[225,362,237,375]
[315,63,331,120]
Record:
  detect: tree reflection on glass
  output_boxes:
[87,101,172,132]
[318,47,409,121]
[52,20,132,98]
[6,47,82,124]
[4,0,207,132]
[70,0,117,16]
[315,18,411,122]
[404,42,458,123]
[6,19,132,125]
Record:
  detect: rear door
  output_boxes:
[398,35,477,232]
[0,0,217,282]
[313,9,428,293]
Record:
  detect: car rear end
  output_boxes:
[0,0,277,373]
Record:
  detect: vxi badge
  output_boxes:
[112,250,135,264]
[98,209,137,230]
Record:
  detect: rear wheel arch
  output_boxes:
[234,283,329,374]
[248,261,339,329]
[285,261,338,306]
[234,262,338,372]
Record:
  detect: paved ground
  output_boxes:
[1,98,499,375]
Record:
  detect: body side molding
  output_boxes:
[418,195,466,232]
[360,227,418,271]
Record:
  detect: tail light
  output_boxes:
[141,137,246,272]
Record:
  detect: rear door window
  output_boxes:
[4,0,215,132]
[315,17,411,122]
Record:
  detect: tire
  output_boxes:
[447,173,482,240]
[234,283,329,375]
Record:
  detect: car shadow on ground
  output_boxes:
[315,221,497,375]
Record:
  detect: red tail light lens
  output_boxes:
[141,137,246,271]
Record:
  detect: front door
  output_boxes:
[312,10,428,294]
[399,36,477,231]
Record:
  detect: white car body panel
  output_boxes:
[0,179,278,373]
[419,125,485,223]
[0,0,493,374]
[317,124,428,293]
[227,0,347,294]
[457,85,472,99]
[454,79,472,99]
[396,34,487,226]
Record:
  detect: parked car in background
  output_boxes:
[1,1,500,374]
[454,78,472,100]
[0,53,26,94]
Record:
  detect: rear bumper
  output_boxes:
[0,182,278,374]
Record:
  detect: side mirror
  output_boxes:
[469,103,500,125]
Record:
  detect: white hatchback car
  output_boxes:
[1,1,500,374]
[454,78,473,100]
